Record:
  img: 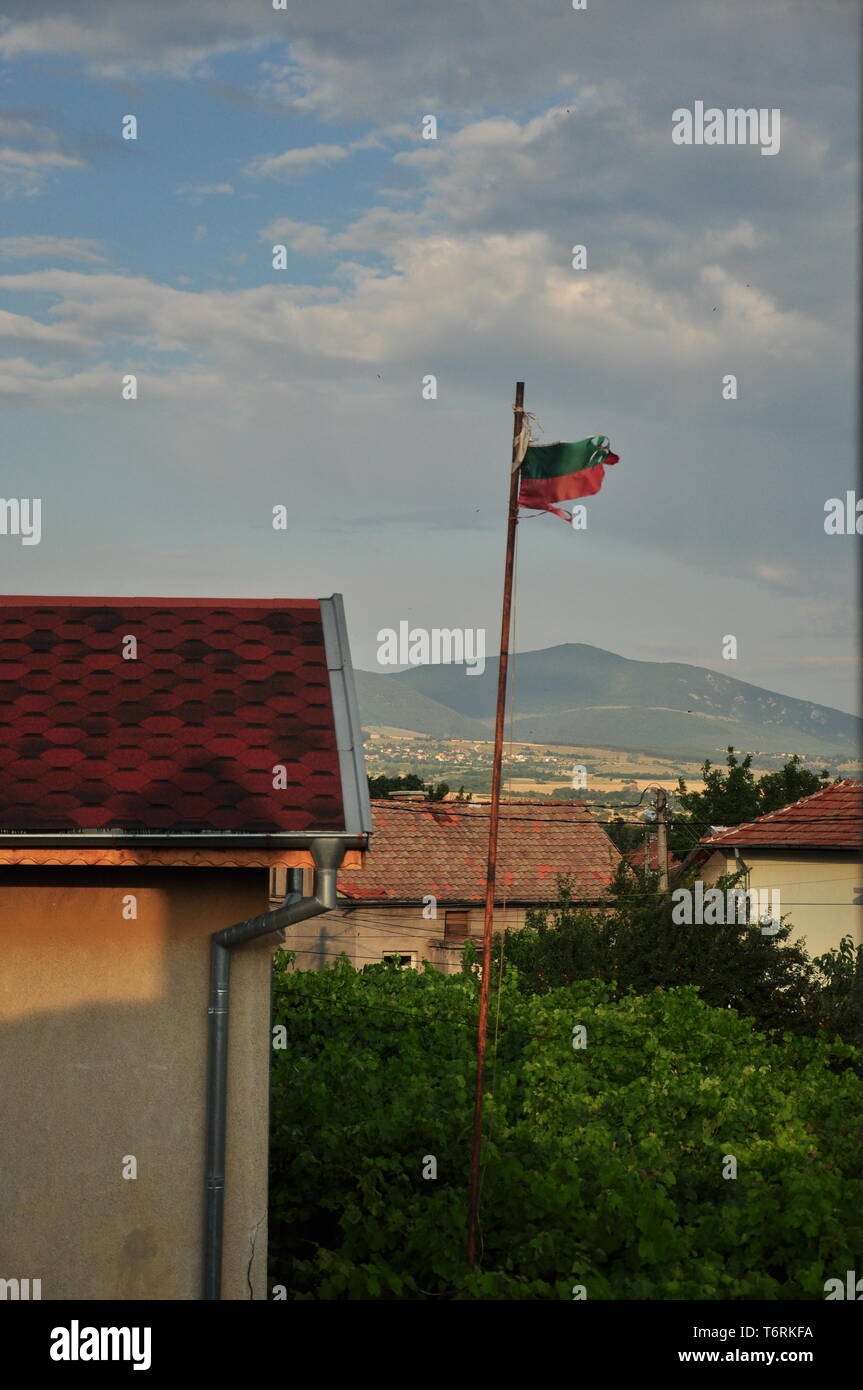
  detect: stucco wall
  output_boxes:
[695,849,861,958]
[282,903,531,974]
[0,867,275,1301]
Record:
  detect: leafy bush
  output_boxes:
[497,862,825,1043]
[269,955,862,1300]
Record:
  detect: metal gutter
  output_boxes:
[0,831,367,849]
[319,594,373,838]
[202,836,347,1300]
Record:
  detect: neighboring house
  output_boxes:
[624,834,680,876]
[279,794,620,973]
[0,594,370,1301]
[692,780,862,957]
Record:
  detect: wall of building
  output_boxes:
[282,903,532,974]
[0,867,275,1301]
[695,849,861,958]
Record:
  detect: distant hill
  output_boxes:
[353,670,490,740]
[356,644,861,760]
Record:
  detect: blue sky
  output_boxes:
[0,0,859,716]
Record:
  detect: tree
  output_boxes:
[493,861,816,1039]
[798,936,863,1045]
[758,755,831,814]
[676,748,836,841]
[425,781,449,802]
[604,816,649,855]
[269,953,862,1300]
[677,746,760,831]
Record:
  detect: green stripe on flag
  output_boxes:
[521,437,615,480]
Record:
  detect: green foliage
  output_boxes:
[677,747,761,828]
[496,863,826,1042]
[758,755,832,814]
[676,747,835,838]
[269,956,862,1300]
[799,936,863,1045]
[604,817,648,855]
[366,772,425,798]
[365,772,451,802]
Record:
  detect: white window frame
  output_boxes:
[381,952,417,968]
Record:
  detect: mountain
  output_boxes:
[356,644,861,759]
[352,670,491,740]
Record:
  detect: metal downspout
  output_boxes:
[202,837,345,1300]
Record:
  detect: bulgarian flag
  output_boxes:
[518,436,619,521]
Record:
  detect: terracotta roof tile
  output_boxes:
[339,799,620,903]
[699,780,862,851]
[625,838,680,872]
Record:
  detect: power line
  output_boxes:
[366,799,862,826]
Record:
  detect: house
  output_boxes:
[279,794,620,973]
[624,834,680,876]
[693,780,862,956]
[0,594,370,1301]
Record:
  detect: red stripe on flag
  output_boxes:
[519,456,617,518]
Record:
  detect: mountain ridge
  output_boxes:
[355,643,860,759]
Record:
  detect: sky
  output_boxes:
[0,0,859,714]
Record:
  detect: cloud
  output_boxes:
[0,146,85,197]
[0,109,89,196]
[244,144,348,178]
[0,235,107,262]
[0,3,267,78]
[0,308,88,353]
[0,1,845,129]
[175,182,234,196]
[0,212,836,401]
[0,0,856,714]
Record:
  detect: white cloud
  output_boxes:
[0,308,89,352]
[0,146,85,196]
[0,235,107,262]
[0,5,266,78]
[0,219,834,399]
[244,144,348,178]
[175,182,234,196]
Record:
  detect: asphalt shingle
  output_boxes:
[0,597,347,832]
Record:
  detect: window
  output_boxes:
[444,910,469,942]
[382,953,416,968]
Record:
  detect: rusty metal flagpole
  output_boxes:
[467,380,525,1267]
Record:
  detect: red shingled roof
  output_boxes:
[0,596,365,835]
[700,780,862,851]
[338,799,620,903]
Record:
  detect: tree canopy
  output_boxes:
[676,748,832,835]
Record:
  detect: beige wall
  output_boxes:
[282,903,532,974]
[0,867,275,1301]
[696,850,861,958]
